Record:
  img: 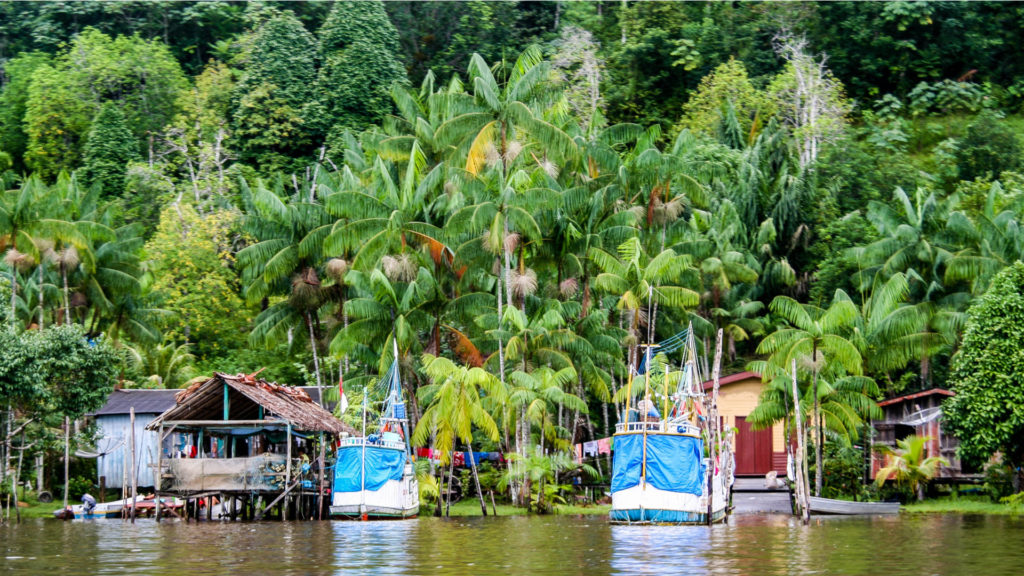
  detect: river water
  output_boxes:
[3,513,1023,575]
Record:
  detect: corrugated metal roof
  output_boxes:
[93,389,180,416]
[151,372,354,435]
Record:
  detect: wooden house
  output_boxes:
[147,372,355,520]
[702,371,788,477]
[872,388,964,478]
[91,389,180,490]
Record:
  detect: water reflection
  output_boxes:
[610,524,710,574]
[2,514,1024,575]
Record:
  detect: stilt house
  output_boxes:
[147,372,354,518]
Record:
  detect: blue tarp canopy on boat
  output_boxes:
[334,445,406,492]
[611,434,705,495]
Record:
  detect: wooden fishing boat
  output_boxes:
[610,328,732,525]
[330,343,419,520]
[808,496,900,515]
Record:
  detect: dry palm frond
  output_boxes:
[4,248,35,271]
[503,232,520,254]
[70,292,88,308]
[559,277,579,299]
[800,350,826,373]
[51,246,80,270]
[484,142,501,168]
[510,268,538,298]
[652,197,684,226]
[34,238,54,254]
[382,253,417,283]
[326,258,349,282]
[538,158,560,179]
[290,267,322,309]
[504,140,524,164]
[449,326,484,367]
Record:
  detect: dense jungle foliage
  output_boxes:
[3,1,1024,496]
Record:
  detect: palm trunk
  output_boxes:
[445,454,455,517]
[467,440,487,516]
[62,265,71,325]
[813,367,822,497]
[10,269,17,328]
[306,311,323,407]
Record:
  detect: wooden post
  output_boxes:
[707,329,722,525]
[284,422,292,521]
[130,408,138,523]
[791,359,809,525]
[317,432,326,520]
[155,423,163,521]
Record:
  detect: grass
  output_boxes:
[902,495,1024,516]
[430,498,610,517]
[1,489,66,519]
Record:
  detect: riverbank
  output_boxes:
[903,495,1023,515]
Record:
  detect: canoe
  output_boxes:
[808,496,900,515]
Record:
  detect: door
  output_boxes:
[735,416,772,475]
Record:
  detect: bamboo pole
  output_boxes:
[791,359,809,524]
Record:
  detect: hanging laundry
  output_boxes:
[452,452,465,466]
[416,447,431,458]
[597,437,612,455]
[574,444,583,463]
[583,440,599,458]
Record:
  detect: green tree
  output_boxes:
[0,51,50,172]
[317,0,407,135]
[82,103,137,198]
[232,11,319,169]
[944,262,1024,492]
[146,204,249,362]
[675,58,773,140]
[22,28,187,177]
[955,111,1023,182]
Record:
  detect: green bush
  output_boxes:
[984,463,1015,502]
[64,476,95,501]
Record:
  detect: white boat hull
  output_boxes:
[330,476,419,519]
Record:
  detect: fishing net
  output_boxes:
[165,453,287,492]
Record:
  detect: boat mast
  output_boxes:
[360,385,367,517]
[640,285,654,484]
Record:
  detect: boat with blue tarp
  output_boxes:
[330,344,419,519]
[610,327,732,525]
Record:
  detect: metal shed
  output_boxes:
[91,389,179,490]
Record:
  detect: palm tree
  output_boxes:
[238,176,334,398]
[756,292,863,496]
[124,339,196,388]
[412,353,507,516]
[588,235,700,366]
[874,435,948,501]
[436,47,578,392]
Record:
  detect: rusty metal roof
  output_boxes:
[150,372,354,435]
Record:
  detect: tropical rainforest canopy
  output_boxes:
[3,1,1024,494]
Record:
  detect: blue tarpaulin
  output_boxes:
[611,434,705,495]
[333,445,406,493]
